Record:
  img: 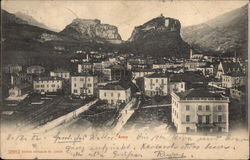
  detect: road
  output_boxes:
[111,98,138,134]
[142,104,171,108]
[30,99,98,133]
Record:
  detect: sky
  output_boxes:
[2,0,248,40]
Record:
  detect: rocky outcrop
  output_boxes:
[60,19,122,43]
[128,15,181,41]
[126,15,189,58]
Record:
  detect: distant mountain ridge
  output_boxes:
[15,11,52,31]
[181,4,248,58]
[1,9,28,25]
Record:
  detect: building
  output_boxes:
[196,65,214,76]
[27,65,45,74]
[230,86,246,102]
[215,61,242,79]
[171,89,229,133]
[9,83,32,97]
[99,82,131,105]
[144,73,170,97]
[190,49,203,60]
[71,73,98,96]
[78,63,93,73]
[3,64,22,73]
[221,73,246,88]
[169,81,185,93]
[33,77,63,93]
[132,69,155,79]
[144,73,186,97]
[10,72,32,85]
[50,68,70,80]
[184,60,207,71]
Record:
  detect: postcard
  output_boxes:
[1,0,249,159]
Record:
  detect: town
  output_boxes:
[2,48,247,134]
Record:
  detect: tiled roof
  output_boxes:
[223,72,246,77]
[11,83,31,89]
[101,82,130,90]
[52,68,69,73]
[145,72,171,78]
[71,72,97,77]
[221,61,242,73]
[176,89,224,100]
[34,76,64,81]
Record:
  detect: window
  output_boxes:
[218,105,223,111]
[186,115,190,122]
[206,115,210,124]
[88,90,91,93]
[198,115,202,124]
[150,79,153,83]
[155,79,158,83]
[80,78,84,81]
[87,84,92,87]
[88,78,90,81]
[218,115,222,122]
[41,85,45,88]
[51,84,55,87]
[74,84,77,87]
[181,84,183,88]
[111,93,113,97]
[104,92,106,97]
[186,127,190,133]
[198,105,202,111]
[36,85,40,88]
[161,79,164,84]
[186,105,190,111]
[74,78,76,81]
[206,105,210,111]
[73,89,77,93]
[118,93,120,97]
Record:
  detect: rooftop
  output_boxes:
[223,72,246,77]
[175,89,227,100]
[52,68,69,73]
[34,76,64,81]
[145,72,171,78]
[100,82,130,90]
[71,72,97,77]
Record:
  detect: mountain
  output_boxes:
[127,15,190,58]
[15,11,52,31]
[60,19,122,44]
[1,9,28,25]
[181,4,248,58]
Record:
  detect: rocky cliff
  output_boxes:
[127,15,189,58]
[60,19,122,43]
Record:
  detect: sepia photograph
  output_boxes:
[1,0,249,159]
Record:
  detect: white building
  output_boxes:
[99,83,131,105]
[144,73,185,97]
[50,68,70,80]
[33,77,63,93]
[27,65,45,74]
[221,73,246,88]
[132,69,155,79]
[215,61,242,79]
[71,73,98,96]
[172,89,229,133]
